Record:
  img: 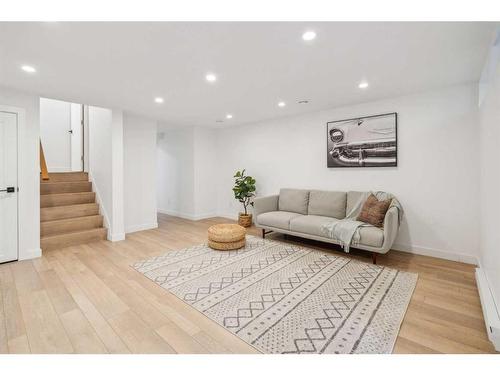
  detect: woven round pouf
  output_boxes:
[207,224,246,251]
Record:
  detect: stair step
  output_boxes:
[42,172,89,183]
[41,215,104,237]
[41,228,108,251]
[41,203,99,222]
[40,181,92,195]
[41,192,96,208]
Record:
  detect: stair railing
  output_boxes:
[40,140,50,181]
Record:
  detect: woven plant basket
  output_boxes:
[238,213,252,227]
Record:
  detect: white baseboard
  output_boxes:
[216,212,238,221]
[392,242,478,265]
[475,267,500,351]
[125,222,158,234]
[108,232,125,242]
[157,209,218,221]
[18,247,42,260]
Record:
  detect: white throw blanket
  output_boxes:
[321,192,403,253]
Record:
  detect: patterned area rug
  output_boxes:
[133,236,417,354]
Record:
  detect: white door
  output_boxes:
[70,103,83,171]
[0,111,18,263]
[40,98,72,172]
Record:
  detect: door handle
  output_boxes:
[69,130,73,134]
[0,187,15,193]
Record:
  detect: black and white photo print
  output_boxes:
[327,112,397,167]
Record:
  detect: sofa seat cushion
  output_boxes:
[289,215,339,238]
[289,215,384,248]
[279,188,310,214]
[358,226,384,247]
[257,211,303,230]
[308,190,347,219]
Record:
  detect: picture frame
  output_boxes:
[326,112,397,168]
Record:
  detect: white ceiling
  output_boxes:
[0,22,496,127]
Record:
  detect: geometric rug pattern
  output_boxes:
[133,236,418,354]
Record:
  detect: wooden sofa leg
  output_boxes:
[262,229,265,239]
[372,252,377,265]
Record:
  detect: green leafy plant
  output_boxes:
[232,169,256,215]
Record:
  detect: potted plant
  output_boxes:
[232,169,256,227]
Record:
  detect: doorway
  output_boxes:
[0,110,19,263]
[40,97,84,172]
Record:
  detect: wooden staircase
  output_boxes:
[40,172,107,250]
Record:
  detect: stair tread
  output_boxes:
[40,192,96,208]
[41,172,89,183]
[41,202,97,209]
[40,181,92,195]
[41,215,103,237]
[41,227,107,240]
[41,191,94,196]
[48,172,87,175]
[40,203,100,222]
[41,214,103,225]
[41,181,91,186]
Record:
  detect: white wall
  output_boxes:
[0,86,40,260]
[156,126,196,218]
[110,110,125,240]
[156,125,219,220]
[193,127,218,218]
[88,106,125,241]
[123,113,158,233]
[40,97,71,172]
[89,106,112,225]
[479,47,500,312]
[215,84,480,264]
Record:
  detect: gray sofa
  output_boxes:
[253,188,400,264]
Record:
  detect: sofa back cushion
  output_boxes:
[308,190,347,219]
[347,191,366,215]
[279,189,310,214]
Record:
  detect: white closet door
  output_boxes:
[0,111,18,263]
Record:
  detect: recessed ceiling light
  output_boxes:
[226,114,233,119]
[302,31,316,41]
[278,101,286,107]
[205,73,217,83]
[154,97,164,104]
[21,65,36,73]
[358,81,369,89]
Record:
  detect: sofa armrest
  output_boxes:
[253,195,279,220]
[380,207,400,253]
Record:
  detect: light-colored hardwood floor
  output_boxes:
[0,214,497,354]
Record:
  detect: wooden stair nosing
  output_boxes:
[40,227,108,251]
[40,191,96,208]
[41,215,104,237]
[40,203,100,222]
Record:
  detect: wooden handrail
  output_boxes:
[40,140,49,181]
